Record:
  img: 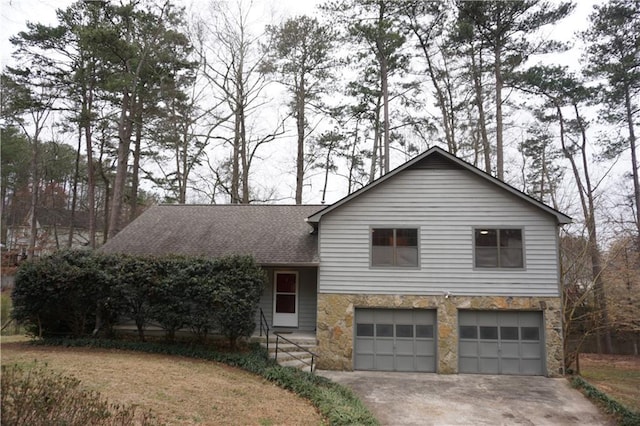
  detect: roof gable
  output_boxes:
[307,146,571,224]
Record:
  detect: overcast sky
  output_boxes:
[2,0,600,70]
[1,0,608,206]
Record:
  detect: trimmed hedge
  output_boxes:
[571,376,640,426]
[12,251,266,346]
[34,338,379,426]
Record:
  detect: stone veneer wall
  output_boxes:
[316,294,563,377]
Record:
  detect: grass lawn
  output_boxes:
[1,338,324,425]
[579,353,640,413]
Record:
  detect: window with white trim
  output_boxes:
[474,228,524,268]
[371,228,418,267]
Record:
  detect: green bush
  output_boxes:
[571,376,640,426]
[12,250,109,337]
[210,256,265,348]
[147,257,191,342]
[12,252,266,345]
[105,254,156,341]
[1,363,154,425]
[179,257,221,341]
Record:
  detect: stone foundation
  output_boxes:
[316,293,563,377]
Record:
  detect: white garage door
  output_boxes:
[354,309,436,372]
[459,311,544,375]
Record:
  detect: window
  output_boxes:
[474,228,523,268]
[371,228,418,267]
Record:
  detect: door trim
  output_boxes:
[273,271,299,327]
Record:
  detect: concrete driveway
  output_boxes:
[318,371,611,425]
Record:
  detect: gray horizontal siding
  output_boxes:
[318,168,560,297]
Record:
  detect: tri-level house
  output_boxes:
[101,146,571,376]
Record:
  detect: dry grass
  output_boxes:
[579,353,640,413]
[1,340,324,425]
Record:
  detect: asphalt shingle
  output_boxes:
[100,204,323,265]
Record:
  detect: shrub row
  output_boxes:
[570,376,640,426]
[35,338,379,426]
[12,250,266,346]
[1,363,154,425]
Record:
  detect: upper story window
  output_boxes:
[371,228,418,267]
[474,228,524,269]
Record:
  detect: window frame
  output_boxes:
[473,227,525,270]
[370,226,420,269]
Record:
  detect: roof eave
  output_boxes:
[259,262,320,268]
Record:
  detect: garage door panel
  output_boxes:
[501,342,520,357]
[479,358,499,374]
[416,356,435,371]
[521,359,542,375]
[355,354,374,369]
[459,341,477,357]
[376,311,394,322]
[416,340,435,356]
[519,312,540,326]
[394,310,413,322]
[375,340,394,354]
[478,312,498,326]
[396,356,415,371]
[459,357,478,373]
[500,312,519,323]
[396,340,415,354]
[479,342,499,357]
[358,311,374,322]
[521,342,541,358]
[356,338,374,353]
[354,308,436,372]
[376,355,394,370]
[458,311,544,376]
[501,359,521,375]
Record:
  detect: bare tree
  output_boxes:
[196,0,284,203]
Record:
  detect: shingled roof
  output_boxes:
[100,204,323,265]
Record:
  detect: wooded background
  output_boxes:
[1,0,638,357]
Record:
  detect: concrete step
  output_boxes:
[272,351,313,362]
[268,343,317,352]
[278,358,314,372]
[252,334,318,347]
[251,333,318,372]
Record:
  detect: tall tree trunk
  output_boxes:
[559,103,613,354]
[369,94,382,183]
[27,128,40,258]
[624,83,640,252]
[240,100,249,204]
[471,44,491,174]
[98,136,111,244]
[108,90,133,238]
[321,140,334,204]
[129,100,143,221]
[348,120,360,194]
[68,125,82,248]
[574,104,613,354]
[380,57,390,174]
[416,35,453,151]
[231,56,244,204]
[84,87,96,248]
[179,106,188,203]
[295,74,306,204]
[374,0,391,175]
[494,42,504,180]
